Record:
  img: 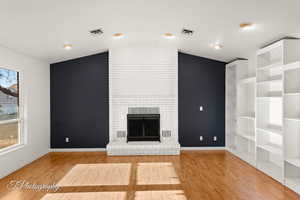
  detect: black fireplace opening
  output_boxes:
[127,114,160,142]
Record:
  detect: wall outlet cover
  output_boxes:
[199,106,203,111]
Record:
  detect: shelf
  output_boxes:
[286,158,300,168]
[257,90,282,98]
[284,61,300,71]
[257,79,282,85]
[257,95,282,98]
[257,75,282,85]
[285,117,300,122]
[257,126,282,136]
[284,92,300,96]
[238,76,256,85]
[257,62,282,71]
[236,132,255,141]
[237,115,255,120]
[257,143,283,155]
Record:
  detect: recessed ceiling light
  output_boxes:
[113,33,124,39]
[63,44,72,50]
[210,43,223,50]
[239,22,255,31]
[163,33,175,39]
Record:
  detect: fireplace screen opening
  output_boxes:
[127,114,160,142]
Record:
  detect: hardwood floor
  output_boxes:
[0,150,299,200]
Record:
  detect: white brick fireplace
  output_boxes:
[106,45,180,155]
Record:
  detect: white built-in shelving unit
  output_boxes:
[256,40,284,183]
[284,59,300,193]
[226,39,300,194]
[225,62,237,151]
[226,59,256,167]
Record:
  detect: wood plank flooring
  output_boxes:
[0,150,299,200]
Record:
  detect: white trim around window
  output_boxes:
[0,66,26,155]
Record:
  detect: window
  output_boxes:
[0,68,21,151]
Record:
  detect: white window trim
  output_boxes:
[0,119,19,125]
[0,66,26,155]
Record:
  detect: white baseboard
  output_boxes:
[50,148,106,152]
[181,147,225,150]
[50,147,226,152]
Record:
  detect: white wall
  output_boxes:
[109,45,178,142]
[0,47,50,178]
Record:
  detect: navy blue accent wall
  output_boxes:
[50,52,109,148]
[50,51,224,148]
[178,52,226,147]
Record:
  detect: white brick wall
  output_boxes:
[108,46,179,155]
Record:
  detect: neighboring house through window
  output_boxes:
[0,67,21,151]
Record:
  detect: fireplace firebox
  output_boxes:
[127,114,160,142]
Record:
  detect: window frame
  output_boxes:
[0,66,25,155]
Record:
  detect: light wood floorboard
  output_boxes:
[0,150,299,200]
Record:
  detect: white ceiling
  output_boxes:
[1,0,300,63]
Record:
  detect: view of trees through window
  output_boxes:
[0,68,19,150]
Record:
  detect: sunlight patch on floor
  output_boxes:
[0,190,23,200]
[57,163,131,186]
[135,190,187,200]
[41,192,127,200]
[137,162,180,185]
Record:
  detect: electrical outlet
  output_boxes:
[199,106,203,111]
[213,136,217,141]
[65,137,70,143]
[200,136,203,141]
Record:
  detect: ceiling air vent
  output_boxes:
[182,28,194,36]
[89,28,103,36]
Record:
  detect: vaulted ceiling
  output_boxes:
[1,0,300,63]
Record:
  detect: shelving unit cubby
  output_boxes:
[284,65,300,94]
[257,41,282,68]
[285,162,300,194]
[226,39,300,194]
[284,120,300,165]
[284,94,300,119]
